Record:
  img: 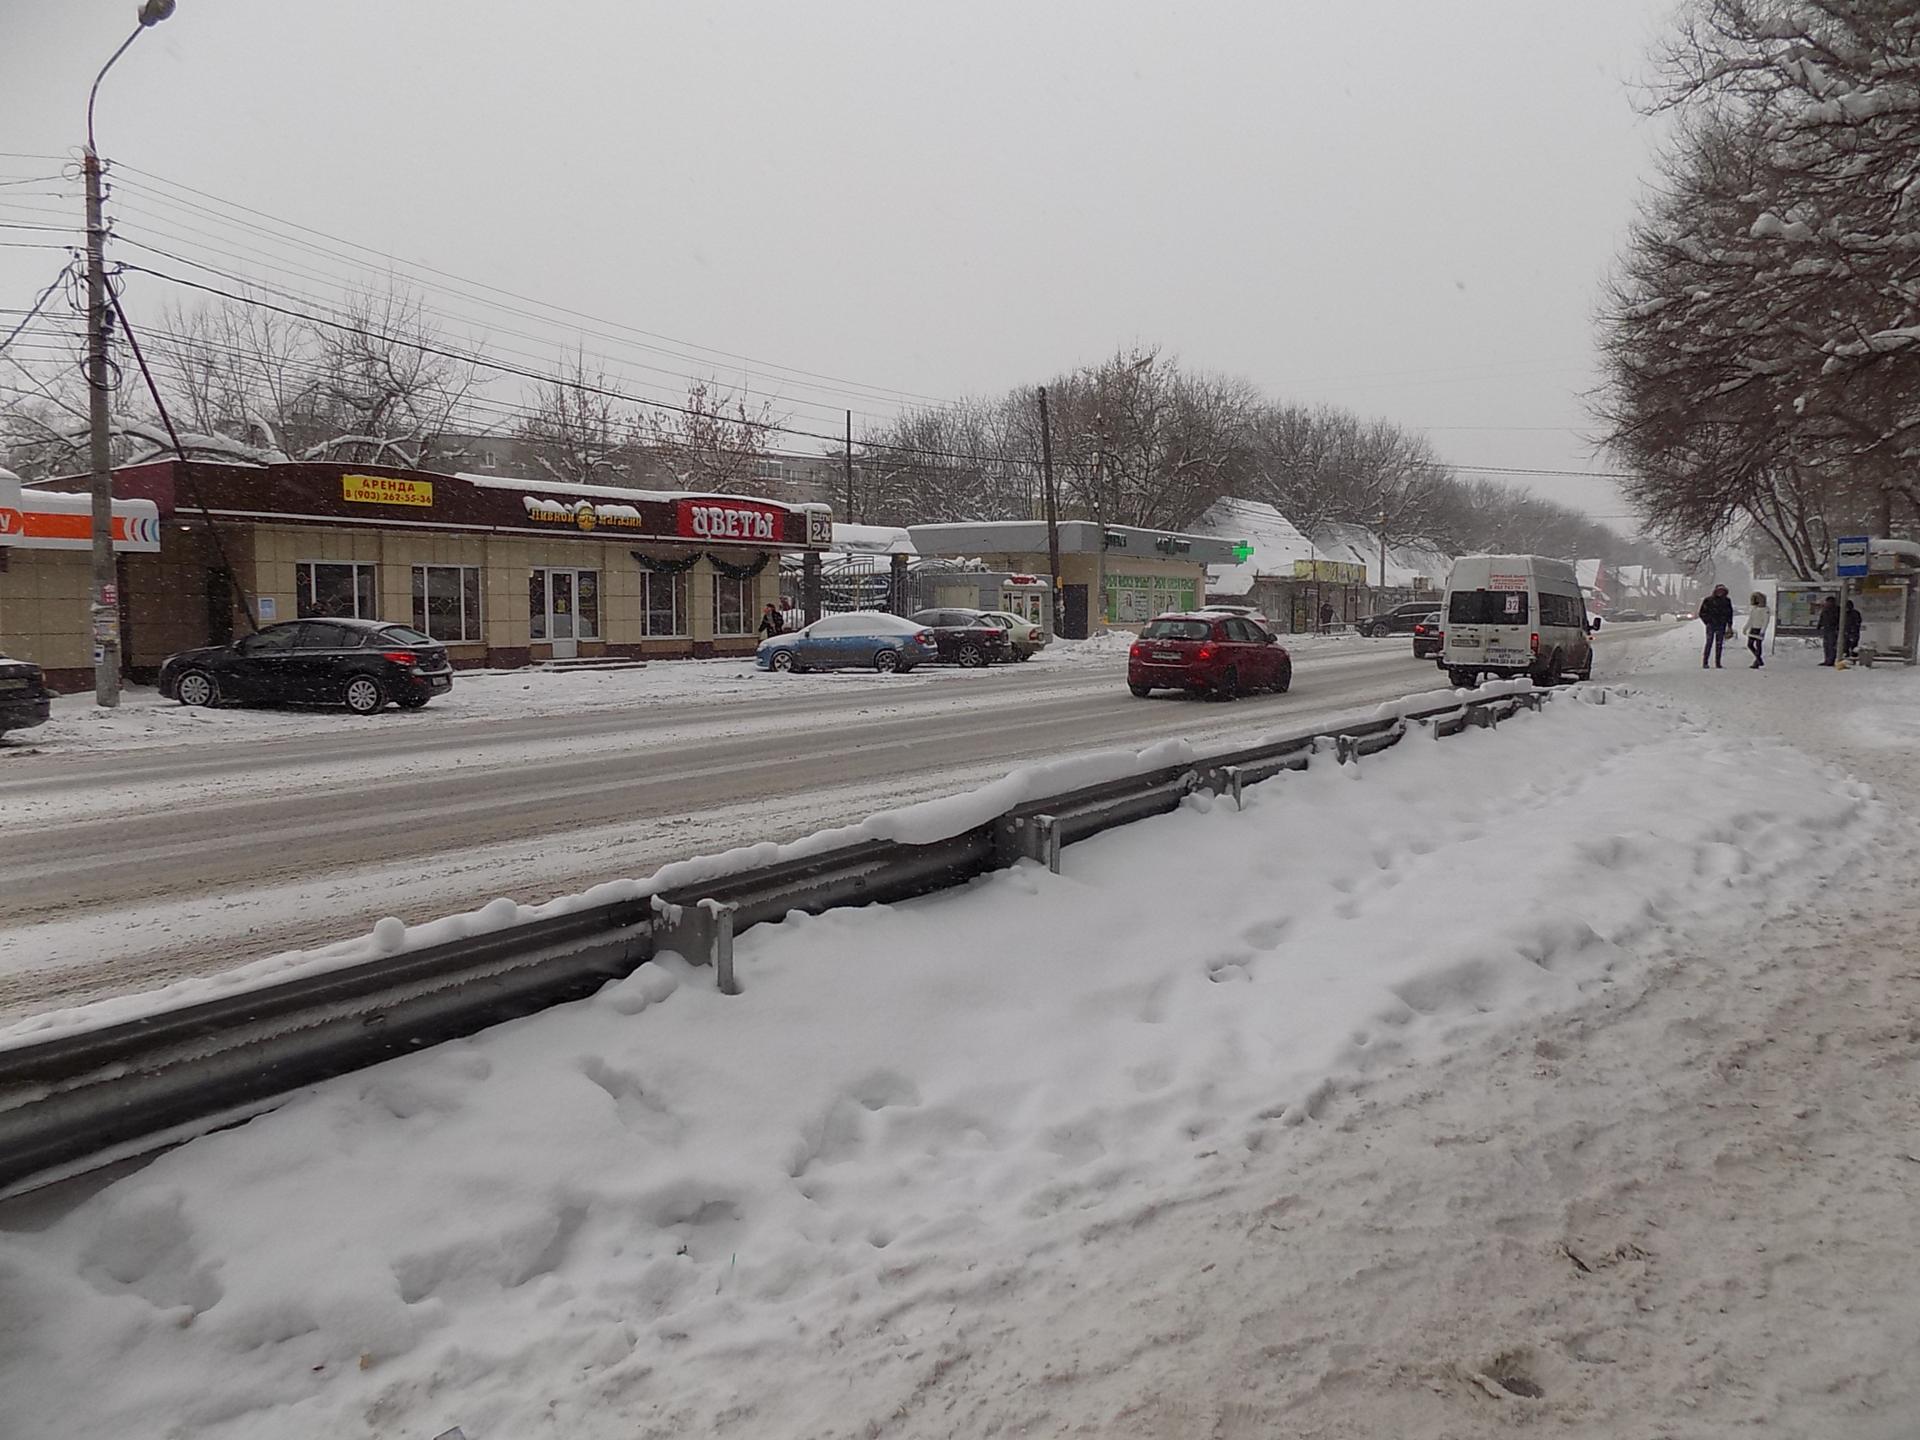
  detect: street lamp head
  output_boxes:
[137,0,176,26]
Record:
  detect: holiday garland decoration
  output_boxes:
[629,550,702,576]
[705,550,770,580]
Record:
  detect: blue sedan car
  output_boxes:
[756,612,937,674]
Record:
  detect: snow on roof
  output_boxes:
[457,472,799,512]
[1575,558,1604,591]
[1312,522,1451,590]
[832,523,917,556]
[1191,498,1317,596]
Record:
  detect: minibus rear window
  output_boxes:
[1448,589,1529,624]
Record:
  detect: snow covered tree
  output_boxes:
[1597,0,1920,573]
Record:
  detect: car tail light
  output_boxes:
[1129,642,1143,659]
[1529,633,1540,655]
[916,631,936,645]
[1028,629,1041,641]
[1196,643,1216,662]
[382,650,418,666]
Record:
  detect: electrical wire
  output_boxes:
[113,165,956,410]
[0,266,75,359]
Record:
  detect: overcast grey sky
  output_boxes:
[3,0,1677,524]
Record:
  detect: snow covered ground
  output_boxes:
[11,631,1368,757]
[6,622,1913,1439]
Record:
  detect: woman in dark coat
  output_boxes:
[1817,595,1841,666]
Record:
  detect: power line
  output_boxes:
[0,266,74,359]
[118,262,1050,468]
[107,221,911,431]
[114,163,958,410]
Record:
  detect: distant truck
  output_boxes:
[1438,554,1595,688]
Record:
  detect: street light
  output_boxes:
[84,0,176,707]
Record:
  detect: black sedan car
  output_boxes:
[1411,610,1444,659]
[0,655,51,738]
[908,609,1014,667]
[159,618,454,715]
[1359,600,1441,638]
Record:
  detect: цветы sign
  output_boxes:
[676,499,781,543]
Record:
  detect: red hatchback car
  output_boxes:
[1128,613,1292,698]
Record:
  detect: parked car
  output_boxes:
[1195,604,1270,624]
[1359,600,1441,637]
[0,655,51,738]
[1411,610,1444,659]
[979,609,1048,661]
[756,611,936,673]
[159,618,455,714]
[1610,608,1654,623]
[1128,612,1291,698]
[908,609,1014,667]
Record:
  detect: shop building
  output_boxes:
[3,461,832,690]
[906,520,1236,637]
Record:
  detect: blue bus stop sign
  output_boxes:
[1836,535,1871,578]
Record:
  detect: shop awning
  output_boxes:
[0,476,160,552]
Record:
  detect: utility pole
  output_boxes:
[844,409,854,526]
[1378,509,1388,592]
[83,143,119,706]
[1037,387,1062,629]
[83,0,177,707]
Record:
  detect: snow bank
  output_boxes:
[0,687,1879,1440]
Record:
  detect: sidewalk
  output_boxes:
[990,625,1920,1437]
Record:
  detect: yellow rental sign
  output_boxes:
[342,473,433,507]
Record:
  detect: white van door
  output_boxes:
[1446,582,1535,671]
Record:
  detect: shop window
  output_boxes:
[411,565,482,643]
[577,570,600,639]
[713,573,754,636]
[529,571,547,640]
[643,571,690,636]
[296,561,376,620]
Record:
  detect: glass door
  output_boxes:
[547,570,577,658]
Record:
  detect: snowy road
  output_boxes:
[0,630,1661,1018]
[3,620,1903,1440]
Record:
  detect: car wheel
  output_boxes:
[1273,663,1292,694]
[873,648,900,673]
[1217,665,1240,699]
[1128,683,1153,698]
[1532,649,1562,686]
[1448,667,1477,689]
[343,675,386,715]
[173,668,218,708]
[769,649,796,672]
[956,642,984,668]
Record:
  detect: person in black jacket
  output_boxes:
[1697,585,1734,668]
[757,602,785,639]
[1816,594,1841,665]
[1845,599,1863,659]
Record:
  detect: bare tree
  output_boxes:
[514,348,640,485]
[642,379,780,493]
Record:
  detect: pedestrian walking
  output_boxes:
[1816,593,1841,665]
[757,602,786,640]
[1744,591,1769,668]
[1844,599,1863,659]
[1697,584,1734,668]
[1318,601,1334,632]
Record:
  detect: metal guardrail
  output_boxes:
[0,686,1560,1193]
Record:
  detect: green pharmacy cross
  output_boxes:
[1231,541,1254,563]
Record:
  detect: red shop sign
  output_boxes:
[676,498,784,544]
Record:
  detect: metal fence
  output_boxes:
[0,686,1567,1194]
